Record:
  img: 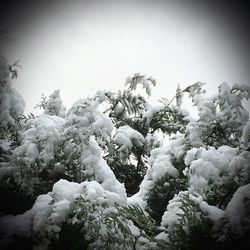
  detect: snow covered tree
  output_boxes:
[94,73,188,195]
[0,55,29,215]
[0,55,24,150]
[184,81,249,148]
[0,53,250,250]
[129,82,250,249]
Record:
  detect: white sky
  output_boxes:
[2,0,250,114]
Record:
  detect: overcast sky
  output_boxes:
[1,0,249,114]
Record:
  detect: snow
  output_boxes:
[44,90,66,118]
[189,194,224,223]
[45,97,127,198]
[114,125,145,150]
[199,201,224,223]
[217,82,249,128]
[232,83,250,99]
[49,200,71,224]
[216,145,239,161]
[0,210,33,248]
[95,90,106,102]
[83,136,127,199]
[188,160,220,195]
[125,76,133,85]
[85,181,104,201]
[184,147,198,166]
[0,178,127,249]
[198,148,229,171]
[229,150,250,183]
[52,179,83,202]
[13,114,64,166]
[183,146,243,198]
[161,191,186,231]
[185,121,203,146]
[241,120,250,147]
[225,184,250,234]
[0,139,11,151]
[184,82,249,148]
[0,63,25,129]
[149,148,178,181]
[143,105,162,122]
[127,219,140,237]
[128,172,154,209]
[26,143,40,161]
[125,73,155,96]
[169,136,187,159]
[63,97,114,157]
[1,52,250,249]
[32,194,54,234]
[160,191,224,239]
[66,98,113,135]
[196,96,216,123]
[129,136,186,208]
[61,133,127,199]
[114,102,125,114]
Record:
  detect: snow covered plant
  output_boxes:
[1,53,250,250]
